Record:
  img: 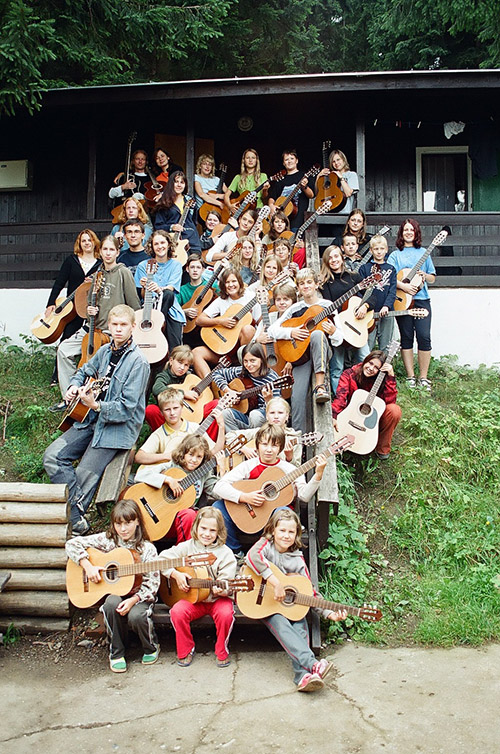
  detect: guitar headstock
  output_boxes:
[374,268,392,290]
[215,355,232,371]
[430,228,449,248]
[218,163,228,174]
[128,131,137,145]
[408,308,429,318]
[227,577,255,592]
[256,206,270,222]
[299,431,324,447]
[317,200,332,215]
[255,287,270,307]
[146,259,158,275]
[92,270,105,295]
[240,191,257,210]
[264,269,291,291]
[328,434,355,455]
[273,375,294,391]
[225,434,248,455]
[385,340,401,361]
[186,198,196,211]
[322,140,332,151]
[185,552,217,567]
[270,169,286,182]
[359,271,382,290]
[378,224,391,236]
[359,604,383,622]
[306,164,321,179]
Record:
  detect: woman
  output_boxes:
[331,349,402,459]
[111,196,152,251]
[317,148,359,216]
[134,230,186,351]
[194,154,227,213]
[330,208,370,249]
[388,219,435,392]
[232,236,261,285]
[153,147,183,184]
[154,171,201,254]
[224,148,269,212]
[249,254,284,290]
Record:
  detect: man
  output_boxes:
[108,149,149,205]
[44,305,149,535]
[268,150,315,230]
[118,219,150,275]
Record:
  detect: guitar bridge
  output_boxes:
[213,329,227,343]
[345,322,362,336]
[348,421,366,432]
[140,497,159,523]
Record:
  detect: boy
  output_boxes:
[212,423,326,554]
[358,235,397,351]
[44,305,150,535]
[341,233,362,272]
[146,346,197,430]
[268,268,344,431]
[118,219,150,274]
[205,209,258,264]
[268,150,315,231]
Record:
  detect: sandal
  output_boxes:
[177,649,195,667]
[406,377,417,389]
[110,657,127,673]
[418,378,432,393]
[216,656,231,668]
[313,384,330,404]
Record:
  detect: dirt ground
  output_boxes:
[1,627,498,754]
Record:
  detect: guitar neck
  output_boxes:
[116,554,203,577]
[142,270,156,319]
[365,345,399,406]
[292,591,368,619]
[405,244,433,281]
[312,282,364,326]
[233,294,257,323]
[374,310,410,321]
[268,444,340,493]
[173,201,191,243]
[259,300,277,362]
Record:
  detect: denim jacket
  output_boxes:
[69,342,150,449]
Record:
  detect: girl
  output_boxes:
[262,210,291,247]
[245,509,346,692]
[331,208,370,249]
[65,499,160,673]
[249,254,284,291]
[317,148,359,217]
[212,342,280,431]
[135,230,186,351]
[111,196,152,251]
[154,170,201,254]
[159,508,237,667]
[135,434,223,542]
[332,349,402,459]
[388,218,435,392]
[194,154,227,213]
[200,210,222,254]
[232,236,261,285]
[192,268,259,377]
[273,238,301,276]
[205,209,258,265]
[224,148,269,212]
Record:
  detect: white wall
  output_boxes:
[1,287,499,370]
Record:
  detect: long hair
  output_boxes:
[218,267,245,300]
[263,508,302,551]
[171,434,212,468]
[191,507,227,546]
[115,196,149,226]
[74,229,100,258]
[318,245,344,285]
[232,236,260,275]
[237,148,262,193]
[344,209,367,244]
[158,170,188,209]
[329,148,350,172]
[353,350,386,388]
[268,210,290,241]
[241,342,270,378]
[107,499,147,549]
[259,254,283,285]
[396,218,422,250]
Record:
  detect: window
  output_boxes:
[416,147,472,212]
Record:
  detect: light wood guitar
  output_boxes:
[271,165,320,221]
[133,260,168,364]
[225,374,293,415]
[366,307,429,331]
[236,563,382,622]
[227,170,285,217]
[31,295,77,344]
[275,271,381,364]
[231,430,324,468]
[128,434,247,541]
[225,434,354,533]
[159,566,254,607]
[170,198,196,267]
[198,163,228,223]
[333,340,400,455]
[394,228,448,311]
[314,141,346,212]
[58,375,111,433]
[210,191,257,241]
[337,268,392,348]
[178,355,231,424]
[78,271,110,367]
[66,547,217,608]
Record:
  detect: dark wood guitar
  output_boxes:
[227,170,285,215]
[159,567,254,607]
[66,548,217,608]
[58,376,111,433]
[272,165,320,220]
[224,435,354,533]
[178,355,231,424]
[314,140,346,212]
[225,374,294,415]
[209,191,257,242]
[133,260,168,364]
[143,165,168,205]
[198,163,228,223]
[237,563,382,622]
[78,271,110,367]
[110,131,144,222]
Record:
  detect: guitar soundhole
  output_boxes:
[140,321,153,331]
[283,588,298,606]
[359,403,371,416]
[267,354,278,367]
[104,562,120,583]
[306,320,315,333]
[262,483,279,502]
[163,489,179,504]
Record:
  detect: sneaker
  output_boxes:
[375,452,390,460]
[71,517,90,536]
[406,377,417,389]
[110,657,127,673]
[216,655,231,668]
[142,646,160,665]
[418,378,432,393]
[49,401,67,413]
[297,672,324,692]
[312,659,333,679]
[177,649,195,667]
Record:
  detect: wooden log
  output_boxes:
[0,524,69,547]
[0,547,67,569]
[0,502,69,524]
[4,569,67,591]
[0,483,68,503]
[0,616,70,634]
[0,591,69,617]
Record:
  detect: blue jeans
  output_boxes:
[330,342,370,396]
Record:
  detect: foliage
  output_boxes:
[2,622,21,646]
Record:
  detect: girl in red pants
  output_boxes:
[159,508,237,667]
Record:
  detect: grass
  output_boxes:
[1,338,499,646]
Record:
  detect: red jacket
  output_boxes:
[331,364,398,418]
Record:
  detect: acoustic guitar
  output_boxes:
[143,165,167,205]
[274,271,381,364]
[230,430,324,468]
[225,374,293,415]
[177,356,231,423]
[66,547,216,608]
[128,434,247,541]
[367,307,429,330]
[170,198,196,267]
[133,260,168,364]
[78,271,110,367]
[209,191,257,242]
[287,200,332,251]
[314,141,346,212]
[58,375,111,433]
[337,269,392,348]
[270,165,320,221]
[198,163,228,223]
[333,340,400,455]
[394,228,449,311]
[236,563,382,622]
[159,566,254,607]
[227,170,285,215]
[110,131,147,223]
[30,295,77,344]
[224,434,354,534]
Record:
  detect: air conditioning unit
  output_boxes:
[0,160,33,191]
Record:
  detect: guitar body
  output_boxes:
[226,377,253,415]
[179,373,216,423]
[274,305,326,364]
[264,230,294,250]
[334,389,387,455]
[144,179,167,203]
[314,173,346,212]
[133,308,168,364]
[78,329,110,367]
[183,286,215,334]
[394,268,416,311]
[159,565,210,607]
[127,467,197,542]
[273,194,296,217]
[225,466,295,534]
[200,303,253,355]
[336,297,371,348]
[171,238,189,267]
[199,196,229,224]
[58,398,92,433]
[228,190,257,213]
[236,563,312,621]
[66,547,141,609]
[30,297,76,344]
